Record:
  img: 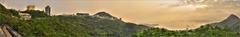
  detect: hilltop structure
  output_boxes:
[19,5,35,20]
[18,5,50,20]
[76,13,89,16]
[26,5,35,11]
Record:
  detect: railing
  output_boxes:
[0,24,22,37]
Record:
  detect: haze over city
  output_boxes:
[1,0,240,30]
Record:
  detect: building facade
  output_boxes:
[27,5,35,11]
[45,5,51,16]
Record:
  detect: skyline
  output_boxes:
[1,0,240,30]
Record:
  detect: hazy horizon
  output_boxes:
[1,0,240,30]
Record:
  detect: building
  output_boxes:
[18,5,36,20]
[26,5,35,11]
[76,13,89,16]
[45,5,51,16]
[18,13,31,20]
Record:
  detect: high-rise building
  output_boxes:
[45,5,51,16]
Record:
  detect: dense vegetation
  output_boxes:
[8,15,148,37]
[133,24,240,37]
[0,3,13,24]
[1,3,240,37]
[0,3,148,37]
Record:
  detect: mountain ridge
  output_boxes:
[209,14,240,32]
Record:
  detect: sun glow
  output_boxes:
[176,4,208,11]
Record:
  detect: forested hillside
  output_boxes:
[0,3,148,37]
[9,15,148,37]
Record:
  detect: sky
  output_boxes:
[1,0,240,30]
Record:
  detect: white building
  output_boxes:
[19,13,31,20]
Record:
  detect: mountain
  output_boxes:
[94,12,117,19]
[210,14,240,32]
[94,12,113,18]
[93,11,121,20]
